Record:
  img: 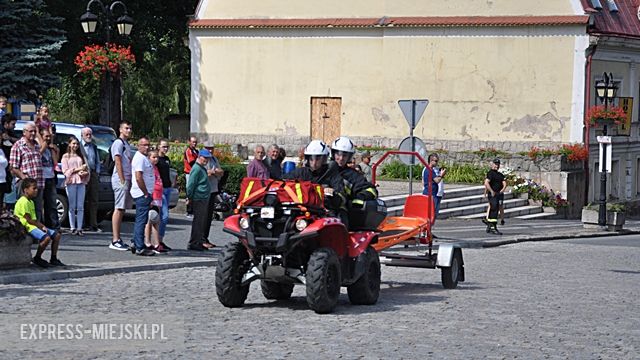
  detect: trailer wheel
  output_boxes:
[215,242,251,307]
[347,246,381,305]
[261,281,294,300]
[441,248,463,289]
[306,248,341,314]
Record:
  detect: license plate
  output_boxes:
[260,207,275,219]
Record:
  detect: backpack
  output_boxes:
[104,138,124,175]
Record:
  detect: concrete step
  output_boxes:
[386,197,529,218]
[440,192,515,210]
[457,204,544,219]
[514,211,557,220]
[438,198,530,218]
[379,192,422,208]
[379,185,487,208]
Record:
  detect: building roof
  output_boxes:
[584,0,640,38]
[189,15,589,29]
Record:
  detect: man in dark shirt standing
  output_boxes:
[157,139,173,250]
[81,127,101,232]
[483,158,506,234]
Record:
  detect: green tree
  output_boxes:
[43,0,196,135]
[0,0,66,99]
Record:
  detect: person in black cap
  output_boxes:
[483,158,507,234]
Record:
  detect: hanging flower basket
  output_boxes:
[586,105,626,127]
[74,43,136,80]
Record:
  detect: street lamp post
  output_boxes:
[79,0,133,129]
[594,72,617,227]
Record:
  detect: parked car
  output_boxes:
[14,121,178,225]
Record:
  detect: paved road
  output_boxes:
[1,235,638,358]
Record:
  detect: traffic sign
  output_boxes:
[398,136,426,165]
[398,99,429,130]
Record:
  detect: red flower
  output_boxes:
[74,43,136,80]
[586,105,627,126]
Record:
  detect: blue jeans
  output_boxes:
[159,187,172,238]
[434,196,442,218]
[66,183,85,231]
[133,195,152,251]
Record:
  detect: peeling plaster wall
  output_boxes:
[201,0,577,19]
[194,27,580,145]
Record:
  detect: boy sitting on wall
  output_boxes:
[14,178,65,268]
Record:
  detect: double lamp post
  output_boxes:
[79,0,134,130]
[594,72,617,227]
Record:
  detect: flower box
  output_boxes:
[581,208,625,231]
[528,199,543,207]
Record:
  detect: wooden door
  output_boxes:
[310,97,341,144]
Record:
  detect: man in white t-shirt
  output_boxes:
[130,136,155,256]
[109,121,133,251]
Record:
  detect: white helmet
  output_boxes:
[304,140,330,156]
[331,137,355,153]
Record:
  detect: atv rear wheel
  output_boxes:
[347,246,381,305]
[306,248,341,314]
[215,242,251,307]
[261,281,294,300]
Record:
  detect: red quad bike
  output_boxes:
[215,177,385,314]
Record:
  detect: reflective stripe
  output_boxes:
[352,199,364,205]
[283,184,299,203]
[365,187,377,197]
[243,181,254,201]
[295,183,303,202]
[315,185,323,199]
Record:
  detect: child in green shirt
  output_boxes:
[14,178,64,268]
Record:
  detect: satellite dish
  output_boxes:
[398,136,427,165]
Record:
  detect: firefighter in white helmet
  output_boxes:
[330,136,378,209]
[284,140,347,222]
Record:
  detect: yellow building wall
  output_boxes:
[195,33,577,142]
[202,0,576,19]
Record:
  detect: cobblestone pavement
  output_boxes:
[1,235,639,359]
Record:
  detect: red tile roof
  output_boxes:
[587,0,640,38]
[189,16,589,29]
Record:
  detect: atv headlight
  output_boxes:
[239,217,250,229]
[295,219,308,231]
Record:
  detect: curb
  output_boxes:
[480,229,640,248]
[0,258,217,285]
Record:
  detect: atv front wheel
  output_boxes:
[306,248,341,314]
[347,246,381,305]
[261,281,294,300]
[215,242,251,307]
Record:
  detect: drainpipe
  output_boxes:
[584,44,597,206]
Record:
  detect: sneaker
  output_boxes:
[135,248,155,256]
[33,256,50,268]
[49,258,66,267]
[155,244,168,253]
[91,226,103,233]
[185,213,194,219]
[77,230,84,236]
[160,242,172,251]
[109,240,129,251]
[71,229,77,235]
[202,242,216,249]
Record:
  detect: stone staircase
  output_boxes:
[381,185,555,220]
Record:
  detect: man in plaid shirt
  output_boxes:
[10,122,44,221]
